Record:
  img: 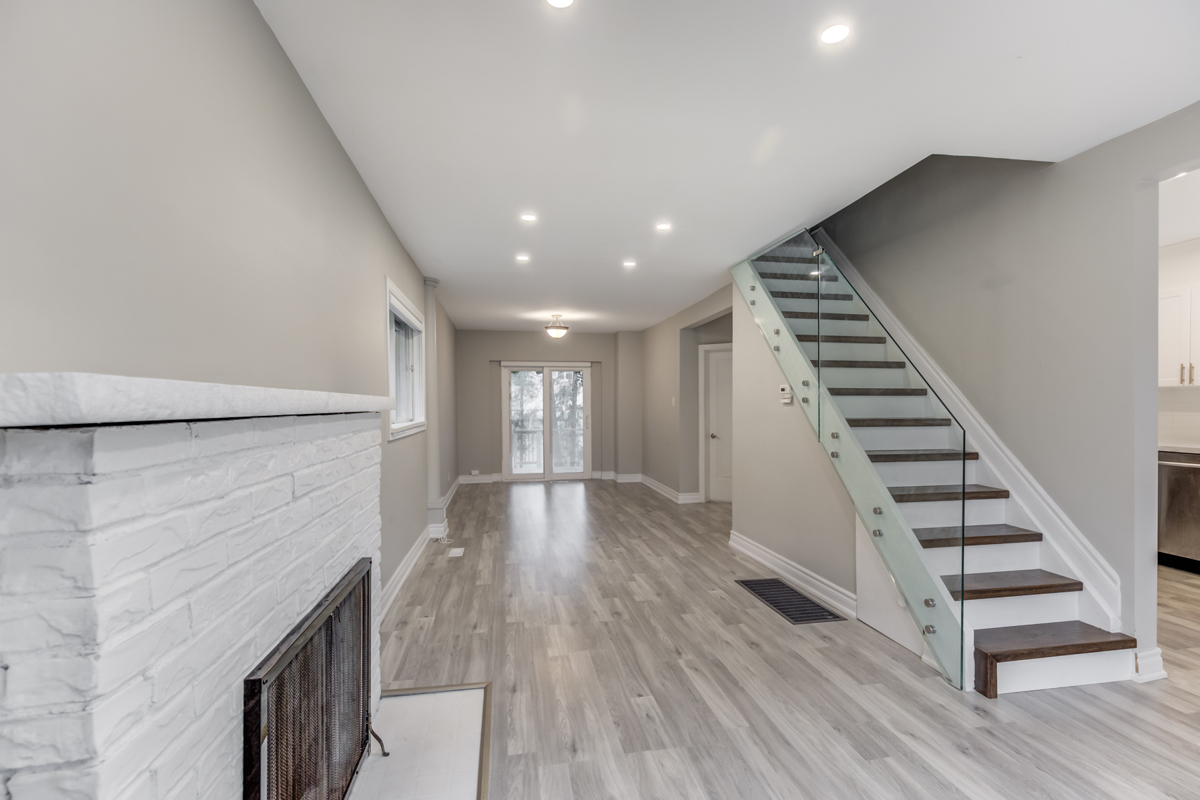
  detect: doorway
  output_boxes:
[501,362,592,481]
[700,344,733,502]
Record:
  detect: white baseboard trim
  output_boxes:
[459,473,501,484]
[814,228,1122,630]
[426,522,447,539]
[615,473,643,483]
[438,476,460,510]
[381,531,429,618]
[599,471,616,481]
[728,530,857,620]
[1132,648,1168,683]
[640,474,703,504]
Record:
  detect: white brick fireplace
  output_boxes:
[0,374,391,800]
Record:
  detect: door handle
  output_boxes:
[710,433,718,439]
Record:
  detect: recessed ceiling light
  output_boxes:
[623,260,636,268]
[821,24,850,44]
[516,254,530,262]
[547,0,573,7]
[656,222,672,231]
[520,213,537,222]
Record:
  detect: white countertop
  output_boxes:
[0,373,392,428]
[1160,444,1200,455]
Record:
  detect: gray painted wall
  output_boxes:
[455,331,616,477]
[0,0,436,585]
[641,286,733,493]
[732,292,857,593]
[616,331,644,476]
[819,101,1200,646]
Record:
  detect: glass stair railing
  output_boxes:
[731,228,968,688]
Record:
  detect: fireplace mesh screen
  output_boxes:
[245,559,371,800]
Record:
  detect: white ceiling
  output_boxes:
[1162,170,1200,247]
[255,0,1200,332]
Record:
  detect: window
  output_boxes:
[386,278,425,439]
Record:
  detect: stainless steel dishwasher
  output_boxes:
[1159,450,1200,569]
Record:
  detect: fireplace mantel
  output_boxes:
[0,372,392,428]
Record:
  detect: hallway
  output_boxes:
[381,481,1200,800]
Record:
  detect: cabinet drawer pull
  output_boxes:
[1183,364,1187,384]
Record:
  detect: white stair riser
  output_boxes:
[994,649,1134,695]
[874,460,978,487]
[786,319,872,338]
[799,342,889,362]
[828,394,931,418]
[851,425,959,450]
[897,497,1007,527]
[923,541,1041,575]
[962,591,1080,630]
[817,367,913,389]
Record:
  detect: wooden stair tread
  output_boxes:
[756,255,819,264]
[770,291,854,301]
[943,569,1081,601]
[889,484,1010,503]
[915,523,1042,548]
[973,621,1136,698]
[797,335,887,344]
[828,387,928,396]
[849,418,950,428]
[784,311,867,321]
[815,360,906,369]
[869,449,980,462]
[974,621,1136,659]
[757,272,838,282]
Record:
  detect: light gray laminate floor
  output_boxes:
[380,480,1200,800]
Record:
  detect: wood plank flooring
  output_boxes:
[381,480,1200,800]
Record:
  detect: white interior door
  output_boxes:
[705,348,733,502]
[1160,288,1189,386]
[502,364,591,481]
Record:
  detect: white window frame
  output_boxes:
[386,277,426,440]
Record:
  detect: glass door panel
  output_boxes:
[509,369,544,476]
[551,370,585,474]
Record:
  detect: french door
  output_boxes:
[501,362,592,481]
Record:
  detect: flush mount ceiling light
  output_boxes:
[520,213,537,222]
[623,260,637,268]
[656,221,672,231]
[545,314,569,338]
[821,24,850,44]
[547,0,574,7]
[516,253,530,262]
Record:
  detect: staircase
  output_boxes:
[733,230,1136,697]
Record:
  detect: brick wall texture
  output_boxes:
[0,412,384,800]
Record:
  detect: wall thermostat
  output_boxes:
[779,384,793,405]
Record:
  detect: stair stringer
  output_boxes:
[812,228,1123,636]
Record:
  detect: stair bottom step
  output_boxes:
[973,621,1136,698]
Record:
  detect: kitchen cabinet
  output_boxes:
[1159,286,1200,386]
